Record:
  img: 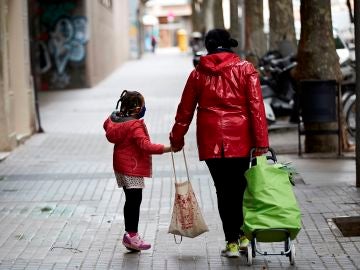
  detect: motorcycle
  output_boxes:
[190,32,205,68]
[193,50,206,67]
[341,59,356,137]
[258,52,298,125]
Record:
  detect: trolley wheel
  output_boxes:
[246,245,253,266]
[289,243,295,265]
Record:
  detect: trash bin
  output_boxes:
[297,79,342,155]
[177,29,188,52]
[299,80,337,123]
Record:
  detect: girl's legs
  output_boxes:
[123,187,142,233]
[205,157,248,243]
[122,187,151,251]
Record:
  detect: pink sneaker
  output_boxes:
[122,232,151,251]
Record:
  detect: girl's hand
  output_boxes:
[163,146,172,153]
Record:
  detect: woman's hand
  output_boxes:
[254,147,269,155]
[164,145,183,153]
[169,132,184,153]
[171,146,183,153]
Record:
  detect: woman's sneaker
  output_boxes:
[239,235,250,251]
[122,232,151,251]
[221,242,240,258]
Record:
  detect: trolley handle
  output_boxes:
[249,147,277,168]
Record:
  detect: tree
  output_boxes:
[213,0,224,29]
[190,0,215,33]
[191,0,204,33]
[204,0,215,32]
[268,0,297,55]
[293,0,342,153]
[346,0,354,23]
[229,0,241,55]
[244,0,266,62]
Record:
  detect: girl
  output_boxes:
[104,90,171,251]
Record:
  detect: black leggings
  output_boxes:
[205,157,249,243]
[123,188,143,233]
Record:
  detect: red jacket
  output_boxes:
[103,117,164,177]
[170,52,269,160]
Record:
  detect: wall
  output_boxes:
[0,0,131,152]
[0,0,16,151]
[8,0,35,139]
[86,0,129,86]
[28,0,89,90]
[0,0,36,152]
[27,0,130,90]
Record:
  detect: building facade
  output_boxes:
[0,0,35,152]
[144,0,191,50]
[0,0,138,152]
[27,0,131,90]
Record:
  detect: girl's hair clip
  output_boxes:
[116,90,128,109]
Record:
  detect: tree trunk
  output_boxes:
[268,0,297,55]
[229,0,241,55]
[213,0,224,29]
[346,0,354,23]
[244,0,266,63]
[293,0,343,153]
[191,0,204,32]
[204,0,215,32]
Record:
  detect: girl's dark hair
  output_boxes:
[205,28,238,53]
[116,90,143,117]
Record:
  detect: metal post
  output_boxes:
[355,0,360,187]
[27,0,43,133]
[33,79,44,133]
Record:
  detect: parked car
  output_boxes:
[334,31,350,65]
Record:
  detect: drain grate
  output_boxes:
[332,216,360,237]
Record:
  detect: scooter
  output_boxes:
[341,59,356,137]
[262,85,277,125]
[190,32,206,68]
[259,54,298,125]
[341,59,356,105]
[193,50,206,67]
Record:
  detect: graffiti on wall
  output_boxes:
[30,0,88,90]
[48,16,88,88]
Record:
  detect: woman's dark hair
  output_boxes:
[116,90,143,117]
[205,28,238,53]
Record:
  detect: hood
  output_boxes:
[110,111,135,123]
[198,52,240,75]
[104,115,141,144]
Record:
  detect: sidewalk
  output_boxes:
[0,48,359,269]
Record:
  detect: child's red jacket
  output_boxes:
[103,117,164,177]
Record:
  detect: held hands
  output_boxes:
[168,132,184,153]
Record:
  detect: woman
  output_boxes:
[169,29,269,258]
